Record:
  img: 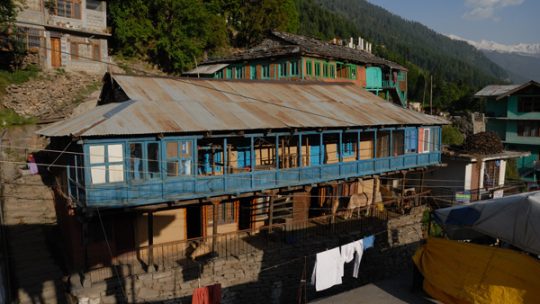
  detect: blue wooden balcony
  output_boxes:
[69,151,441,208]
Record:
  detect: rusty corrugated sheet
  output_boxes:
[182,63,229,75]
[474,85,520,97]
[38,75,447,137]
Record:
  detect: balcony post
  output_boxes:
[147,211,154,271]
[212,201,219,253]
[223,138,228,191]
[268,194,275,233]
[338,131,343,163]
[298,133,303,168]
[357,130,361,161]
[275,135,280,170]
[250,136,255,188]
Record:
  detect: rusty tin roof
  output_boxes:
[38,75,447,137]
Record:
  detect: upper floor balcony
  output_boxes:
[65,127,442,209]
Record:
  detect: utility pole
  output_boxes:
[430,74,433,115]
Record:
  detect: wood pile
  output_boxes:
[463,131,503,155]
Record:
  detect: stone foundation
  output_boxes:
[71,206,426,304]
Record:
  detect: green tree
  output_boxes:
[442,125,464,146]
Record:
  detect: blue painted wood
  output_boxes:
[76,132,442,208]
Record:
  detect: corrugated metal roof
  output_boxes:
[475,81,540,99]
[183,63,229,75]
[38,75,447,137]
[474,85,521,97]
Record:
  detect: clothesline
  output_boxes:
[258,223,398,273]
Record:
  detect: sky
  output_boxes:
[366,0,539,44]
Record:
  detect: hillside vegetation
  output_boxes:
[105,0,508,112]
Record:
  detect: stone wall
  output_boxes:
[71,207,427,304]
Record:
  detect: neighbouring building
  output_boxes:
[37,74,445,275]
[477,81,540,181]
[427,149,529,204]
[184,31,409,107]
[13,0,109,73]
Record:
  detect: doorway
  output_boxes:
[51,37,61,68]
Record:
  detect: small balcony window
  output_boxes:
[89,143,124,184]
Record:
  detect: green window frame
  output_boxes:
[330,64,335,78]
[290,60,299,76]
[349,64,357,80]
[165,140,194,177]
[214,70,224,79]
[226,67,232,79]
[250,64,256,80]
[315,62,321,77]
[262,64,270,79]
[235,65,244,79]
[88,143,125,185]
[279,61,288,77]
[306,60,313,76]
[323,62,329,78]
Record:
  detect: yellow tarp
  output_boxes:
[413,238,540,304]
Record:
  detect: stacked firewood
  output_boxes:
[463,131,503,155]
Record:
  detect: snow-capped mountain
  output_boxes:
[448,34,540,57]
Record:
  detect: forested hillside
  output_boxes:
[105,0,508,112]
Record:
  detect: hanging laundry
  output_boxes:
[362,235,375,250]
[311,247,344,291]
[341,240,364,278]
[192,283,222,304]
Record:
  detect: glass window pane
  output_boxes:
[181,141,192,157]
[167,161,179,177]
[147,143,160,179]
[166,142,178,158]
[91,165,106,184]
[108,144,124,163]
[129,143,143,180]
[89,145,105,164]
[181,159,192,176]
[109,164,124,183]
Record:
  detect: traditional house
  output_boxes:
[477,81,540,181]
[427,149,529,203]
[38,74,445,269]
[184,31,408,107]
[12,0,109,73]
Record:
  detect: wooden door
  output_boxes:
[51,38,61,68]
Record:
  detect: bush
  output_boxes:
[0,108,36,126]
[442,125,464,146]
[0,64,40,95]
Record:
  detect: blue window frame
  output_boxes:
[237,146,251,169]
[165,140,193,177]
[128,141,161,181]
[88,143,125,184]
[199,147,223,175]
[405,128,418,153]
[342,134,355,157]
